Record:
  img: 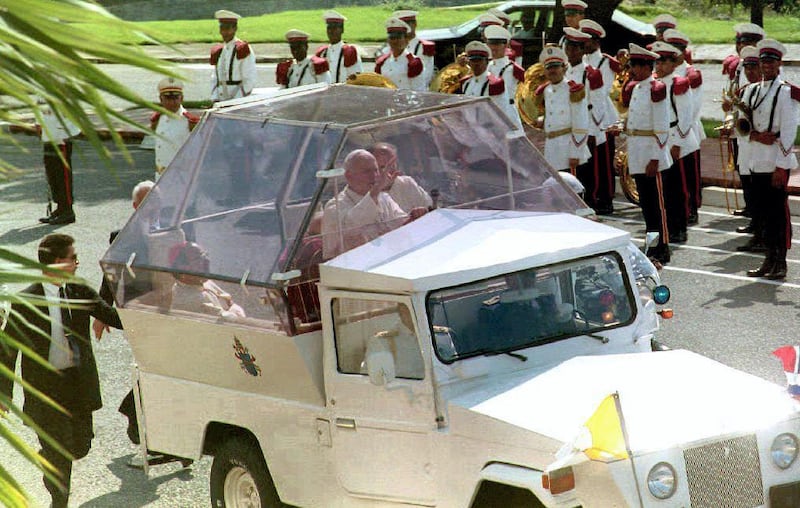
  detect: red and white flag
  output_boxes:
[773,346,800,398]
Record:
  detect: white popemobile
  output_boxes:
[101,84,800,507]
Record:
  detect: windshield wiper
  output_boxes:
[585,332,609,344]
[480,350,528,362]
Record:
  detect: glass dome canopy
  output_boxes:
[100,84,586,330]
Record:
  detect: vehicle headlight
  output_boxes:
[647,462,677,499]
[771,433,799,469]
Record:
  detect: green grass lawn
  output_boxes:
[90,2,800,46]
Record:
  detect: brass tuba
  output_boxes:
[346,72,397,89]
[516,62,547,126]
[430,56,471,94]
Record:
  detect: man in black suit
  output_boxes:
[0,233,122,508]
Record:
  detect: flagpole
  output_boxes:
[614,391,645,507]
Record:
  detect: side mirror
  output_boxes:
[365,337,396,386]
[644,231,660,252]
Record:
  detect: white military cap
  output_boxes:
[740,46,760,65]
[157,77,184,94]
[628,43,659,61]
[663,29,690,47]
[285,29,310,42]
[539,45,567,67]
[652,14,677,30]
[563,0,588,11]
[385,17,410,35]
[579,19,606,39]
[757,38,786,60]
[392,10,418,22]
[214,10,241,22]
[487,8,511,25]
[478,13,503,27]
[484,25,511,42]
[650,41,681,57]
[734,23,765,41]
[465,41,491,59]
[563,26,591,43]
[322,10,347,24]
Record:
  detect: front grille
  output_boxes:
[683,434,763,508]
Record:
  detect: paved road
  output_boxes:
[0,136,798,506]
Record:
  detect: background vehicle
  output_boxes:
[380,1,656,69]
[101,85,800,507]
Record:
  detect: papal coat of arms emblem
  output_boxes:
[233,336,262,376]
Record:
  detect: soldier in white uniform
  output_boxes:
[721,23,765,219]
[375,18,425,91]
[458,41,517,128]
[315,10,362,83]
[369,142,432,212]
[276,30,331,89]
[731,47,766,253]
[663,29,703,225]
[564,27,608,213]
[38,105,81,224]
[580,19,622,214]
[209,10,257,103]
[322,150,426,259]
[534,46,590,174]
[558,0,587,48]
[743,39,798,280]
[619,43,672,264]
[653,42,698,245]
[486,8,523,65]
[393,10,435,88]
[151,78,200,181]
[485,25,525,128]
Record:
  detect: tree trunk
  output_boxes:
[750,0,764,26]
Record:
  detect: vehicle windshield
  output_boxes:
[427,253,635,362]
[101,85,585,335]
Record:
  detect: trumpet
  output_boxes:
[720,87,752,137]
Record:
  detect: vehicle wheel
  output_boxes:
[210,436,283,508]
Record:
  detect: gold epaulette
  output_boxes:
[570,87,586,103]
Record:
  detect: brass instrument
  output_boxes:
[516,62,546,126]
[346,72,397,89]
[607,51,638,204]
[609,50,630,115]
[429,59,471,94]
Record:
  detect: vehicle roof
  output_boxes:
[320,209,630,293]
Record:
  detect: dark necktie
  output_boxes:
[58,286,81,367]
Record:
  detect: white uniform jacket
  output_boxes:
[658,72,699,158]
[746,78,799,173]
[375,49,426,91]
[539,79,591,170]
[566,62,606,145]
[583,49,621,128]
[210,39,257,102]
[316,42,362,83]
[625,75,672,174]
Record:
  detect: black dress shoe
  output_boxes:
[733,208,751,217]
[736,224,753,234]
[38,215,52,224]
[594,206,614,216]
[747,258,774,277]
[47,212,76,225]
[766,261,787,280]
[670,231,688,243]
[687,213,699,226]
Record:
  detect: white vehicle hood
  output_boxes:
[449,350,800,452]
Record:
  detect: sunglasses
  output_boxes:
[161,93,182,99]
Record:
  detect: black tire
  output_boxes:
[210,435,283,508]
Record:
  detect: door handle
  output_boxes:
[335,418,356,430]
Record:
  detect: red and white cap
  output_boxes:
[322,10,347,25]
[652,14,677,30]
[285,29,310,43]
[563,26,591,43]
[385,17,411,35]
[487,8,511,26]
[478,13,503,27]
[734,22,765,42]
[663,29,690,48]
[484,25,511,42]
[628,43,659,61]
[465,41,491,59]
[650,41,681,57]
[214,9,241,23]
[740,46,760,65]
[758,38,786,60]
[158,77,184,94]
[392,10,418,23]
[563,0,588,12]
[773,346,800,398]
[579,19,606,39]
[539,45,567,67]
